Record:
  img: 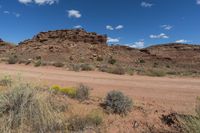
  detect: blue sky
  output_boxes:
[0,0,200,48]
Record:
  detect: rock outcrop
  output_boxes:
[19,29,107,46]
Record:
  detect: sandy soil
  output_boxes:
[0,63,199,114]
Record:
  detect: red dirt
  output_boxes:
[0,63,199,114]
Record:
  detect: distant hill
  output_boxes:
[1,29,200,76]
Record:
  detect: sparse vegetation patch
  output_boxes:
[103,90,133,115]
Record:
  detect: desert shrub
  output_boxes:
[67,111,102,132]
[76,84,90,101]
[108,57,116,65]
[99,64,110,72]
[147,70,166,77]
[196,97,200,117]
[71,64,81,72]
[103,90,133,115]
[0,82,67,133]
[60,87,77,98]
[50,85,77,98]
[139,59,145,64]
[7,55,18,64]
[34,60,41,67]
[109,66,125,75]
[51,85,62,92]
[97,56,103,62]
[0,75,12,87]
[67,115,87,131]
[80,64,93,71]
[53,62,64,67]
[86,110,103,126]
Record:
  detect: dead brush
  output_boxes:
[0,81,68,133]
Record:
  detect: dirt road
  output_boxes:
[0,63,199,114]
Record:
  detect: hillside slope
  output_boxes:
[1,29,200,76]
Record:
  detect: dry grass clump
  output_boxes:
[196,97,200,117]
[0,82,68,133]
[0,75,12,87]
[67,110,103,132]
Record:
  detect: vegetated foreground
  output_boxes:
[0,63,199,114]
[0,64,200,133]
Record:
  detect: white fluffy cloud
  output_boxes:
[197,0,200,5]
[73,25,82,29]
[3,11,10,14]
[175,39,189,43]
[115,25,124,30]
[129,40,145,48]
[68,10,81,18]
[106,25,114,30]
[106,25,124,30]
[141,2,153,7]
[107,37,120,43]
[18,0,32,4]
[18,0,58,5]
[161,25,173,30]
[150,33,169,39]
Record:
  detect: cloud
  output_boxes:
[18,0,32,4]
[129,40,145,48]
[107,37,120,43]
[3,11,10,14]
[13,12,21,17]
[18,0,58,5]
[106,25,114,30]
[150,33,169,39]
[3,10,21,18]
[115,25,124,30]
[73,25,82,29]
[141,2,153,7]
[106,25,124,30]
[68,10,82,18]
[197,0,200,5]
[175,39,189,43]
[161,25,173,30]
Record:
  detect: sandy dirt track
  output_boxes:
[0,63,199,114]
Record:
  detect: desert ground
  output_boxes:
[0,63,199,114]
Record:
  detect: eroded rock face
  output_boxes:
[144,43,200,62]
[19,29,107,46]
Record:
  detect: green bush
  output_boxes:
[103,90,133,115]
[7,55,18,64]
[0,75,12,87]
[76,84,90,101]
